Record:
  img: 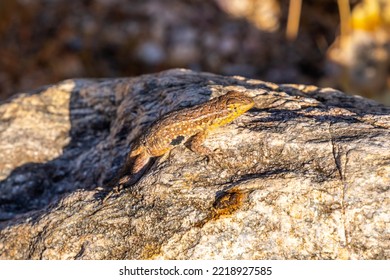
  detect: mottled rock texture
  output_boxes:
[0,69,389,259]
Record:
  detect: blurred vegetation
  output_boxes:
[0,0,389,104]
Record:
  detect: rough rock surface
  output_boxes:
[0,69,389,260]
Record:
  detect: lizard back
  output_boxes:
[141,91,254,156]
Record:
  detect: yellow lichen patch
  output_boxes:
[211,189,248,219]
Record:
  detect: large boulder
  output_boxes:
[0,69,389,259]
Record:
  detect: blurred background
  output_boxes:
[0,0,389,104]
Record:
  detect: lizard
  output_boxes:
[115,90,255,186]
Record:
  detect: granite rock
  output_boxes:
[0,69,389,259]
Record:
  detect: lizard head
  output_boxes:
[223,91,255,115]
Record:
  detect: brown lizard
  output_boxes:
[116,90,255,186]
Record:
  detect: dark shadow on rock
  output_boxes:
[0,80,115,222]
[247,108,361,128]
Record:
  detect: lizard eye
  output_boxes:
[226,98,239,111]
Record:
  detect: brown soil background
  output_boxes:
[1,0,389,103]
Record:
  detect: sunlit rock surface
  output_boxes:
[0,69,389,259]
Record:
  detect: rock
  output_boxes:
[0,69,389,260]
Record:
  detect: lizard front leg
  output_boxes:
[187,130,213,155]
[187,130,225,167]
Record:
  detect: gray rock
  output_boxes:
[0,69,389,259]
